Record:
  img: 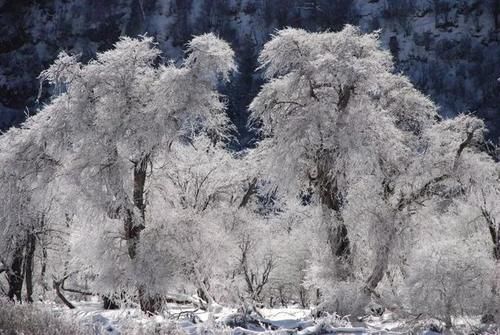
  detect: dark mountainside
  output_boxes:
[1,0,499,146]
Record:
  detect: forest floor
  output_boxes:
[44,300,492,335]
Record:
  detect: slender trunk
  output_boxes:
[124,163,147,259]
[360,177,400,301]
[315,288,321,305]
[363,224,397,297]
[444,300,453,329]
[298,287,308,308]
[278,286,287,307]
[318,176,352,280]
[239,178,257,208]
[54,279,75,309]
[40,218,49,294]
[487,219,500,262]
[40,246,47,288]
[7,240,25,302]
[124,158,161,314]
[193,266,213,308]
[196,277,212,309]
[24,232,36,303]
[197,287,209,306]
[492,236,500,322]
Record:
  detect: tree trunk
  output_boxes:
[363,225,397,298]
[7,240,25,302]
[24,232,36,303]
[193,266,213,308]
[239,177,257,208]
[40,217,49,295]
[318,174,352,280]
[124,158,161,314]
[298,287,308,308]
[485,216,500,262]
[53,278,75,309]
[124,162,147,260]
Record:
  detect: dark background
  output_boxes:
[1,0,499,147]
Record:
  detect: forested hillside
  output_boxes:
[1,0,499,143]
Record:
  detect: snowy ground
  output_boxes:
[43,299,449,335]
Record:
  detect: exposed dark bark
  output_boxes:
[40,216,49,293]
[54,282,75,309]
[479,202,499,324]
[336,85,354,113]
[53,273,75,309]
[60,283,93,296]
[298,287,308,308]
[453,129,475,171]
[239,177,257,208]
[196,276,211,308]
[124,209,140,260]
[130,159,162,314]
[314,155,352,279]
[363,226,396,297]
[481,205,500,261]
[40,241,48,292]
[122,157,164,314]
[278,286,287,307]
[24,232,36,303]
[196,287,209,305]
[7,240,25,302]
[133,160,147,221]
[138,287,163,315]
[308,86,355,278]
[124,160,147,260]
[238,236,274,302]
[191,266,212,310]
[103,295,120,309]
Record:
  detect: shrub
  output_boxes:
[403,243,496,328]
[0,299,90,335]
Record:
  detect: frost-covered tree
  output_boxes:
[404,205,497,328]
[0,109,63,302]
[250,25,435,298]
[141,136,292,308]
[133,136,247,307]
[250,26,500,318]
[37,34,236,312]
[393,127,499,327]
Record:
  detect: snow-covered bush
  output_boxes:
[268,216,313,307]
[118,318,188,335]
[403,207,497,329]
[405,245,495,328]
[0,300,90,335]
[311,280,367,317]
